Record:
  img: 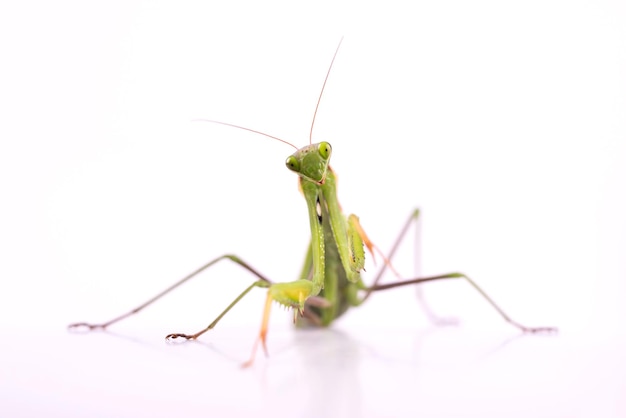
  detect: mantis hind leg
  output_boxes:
[359,208,456,324]
[69,252,328,367]
[68,254,272,332]
[366,273,556,333]
[355,209,557,333]
[348,209,444,321]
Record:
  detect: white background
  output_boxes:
[1,1,625,417]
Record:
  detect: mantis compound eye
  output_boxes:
[318,142,332,159]
[285,155,300,172]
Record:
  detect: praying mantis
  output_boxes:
[69,40,557,367]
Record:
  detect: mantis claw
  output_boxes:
[507,319,558,334]
[521,325,558,334]
[165,333,196,341]
[67,322,106,331]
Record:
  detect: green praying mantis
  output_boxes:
[69,40,557,367]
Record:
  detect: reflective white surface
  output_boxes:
[3,324,625,417]
[2,1,626,417]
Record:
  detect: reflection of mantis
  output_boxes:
[69,40,556,367]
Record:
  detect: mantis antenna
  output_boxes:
[309,37,344,145]
[192,119,298,150]
[195,37,344,150]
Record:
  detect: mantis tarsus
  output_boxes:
[69,40,557,367]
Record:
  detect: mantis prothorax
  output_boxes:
[69,40,557,367]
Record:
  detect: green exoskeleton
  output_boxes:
[69,40,556,367]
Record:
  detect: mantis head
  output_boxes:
[285,142,332,185]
